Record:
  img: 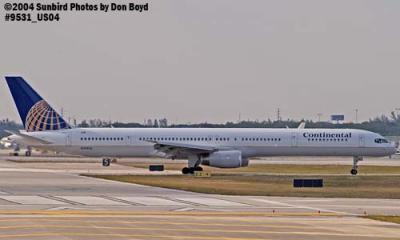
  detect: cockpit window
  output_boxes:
[375,138,389,144]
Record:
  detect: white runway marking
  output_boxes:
[115,196,190,206]
[55,196,130,206]
[175,197,248,207]
[251,197,352,215]
[0,196,67,205]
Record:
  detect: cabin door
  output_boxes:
[291,132,297,147]
[126,136,131,146]
[359,135,365,147]
[66,134,72,146]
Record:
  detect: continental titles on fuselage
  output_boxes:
[303,132,352,138]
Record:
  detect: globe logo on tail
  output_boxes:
[25,100,70,132]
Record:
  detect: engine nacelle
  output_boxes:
[201,150,248,168]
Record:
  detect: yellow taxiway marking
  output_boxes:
[0,224,394,238]
[0,232,268,240]
[0,218,323,230]
[0,210,342,217]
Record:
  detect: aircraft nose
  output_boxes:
[387,144,397,155]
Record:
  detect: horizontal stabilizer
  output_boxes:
[4,130,51,145]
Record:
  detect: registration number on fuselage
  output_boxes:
[80,146,93,150]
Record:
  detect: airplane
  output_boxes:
[4,76,397,175]
[0,134,33,156]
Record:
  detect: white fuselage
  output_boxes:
[23,128,396,158]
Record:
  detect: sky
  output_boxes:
[1,0,400,124]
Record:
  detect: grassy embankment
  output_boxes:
[90,163,400,198]
[120,162,400,175]
[364,216,400,224]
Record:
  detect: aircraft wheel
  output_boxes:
[350,169,358,175]
[194,166,203,171]
[102,158,111,167]
[25,151,31,157]
[182,167,190,174]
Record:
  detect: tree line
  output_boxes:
[1,112,400,138]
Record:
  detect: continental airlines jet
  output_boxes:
[4,77,396,175]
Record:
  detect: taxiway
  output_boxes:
[0,152,398,239]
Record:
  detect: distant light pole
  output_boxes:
[317,113,323,122]
[355,109,358,123]
[276,108,281,122]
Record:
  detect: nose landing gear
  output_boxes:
[351,156,363,175]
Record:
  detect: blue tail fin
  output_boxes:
[5,76,70,132]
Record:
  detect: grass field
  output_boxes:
[365,216,400,224]
[90,173,400,199]
[120,162,400,175]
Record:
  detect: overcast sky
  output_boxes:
[1,0,399,124]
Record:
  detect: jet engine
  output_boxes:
[201,150,248,168]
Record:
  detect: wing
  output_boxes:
[4,130,51,145]
[148,140,217,158]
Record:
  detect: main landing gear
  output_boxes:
[25,147,32,157]
[181,155,203,174]
[351,156,363,175]
[181,166,203,174]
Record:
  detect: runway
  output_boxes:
[0,153,399,239]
